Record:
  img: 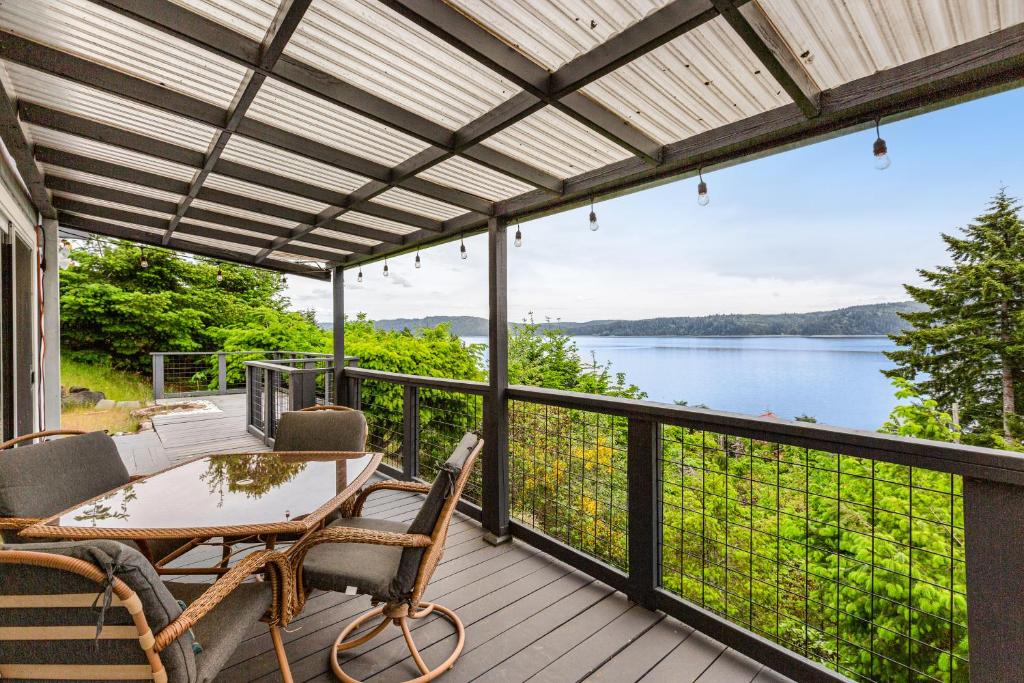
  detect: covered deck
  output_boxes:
[124,394,786,683]
[1,1,1023,681]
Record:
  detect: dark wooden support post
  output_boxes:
[332,265,347,406]
[288,370,317,410]
[152,354,164,400]
[964,477,1024,681]
[627,417,660,609]
[483,216,511,544]
[402,384,420,480]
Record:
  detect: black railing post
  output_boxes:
[627,416,660,609]
[483,215,511,544]
[288,369,317,410]
[332,265,347,406]
[964,477,1024,682]
[262,367,274,445]
[402,384,420,480]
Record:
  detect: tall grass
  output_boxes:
[61,357,152,402]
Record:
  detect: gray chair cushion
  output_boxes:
[301,517,408,599]
[391,433,480,600]
[0,432,129,544]
[166,581,273,683]
[0,540,197,683]
[273,410,367,453]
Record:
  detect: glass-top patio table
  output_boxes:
[21,450,383,573]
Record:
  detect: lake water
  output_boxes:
[462,335,898,431]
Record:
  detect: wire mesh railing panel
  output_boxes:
[162,353,217,395]
[248,367,265,432]
[418,388,484,505]
[224,352,270,391]
[659,424,967,683]
[267,369,289,440]
[508,399,629,571]
[359,378,402,469]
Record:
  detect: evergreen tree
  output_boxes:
[885,189,1024,442]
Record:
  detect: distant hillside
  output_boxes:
[370,302,926,337]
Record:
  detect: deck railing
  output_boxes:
[338,365,1024,683]
[151,350,331,399]
[242,353,352,445]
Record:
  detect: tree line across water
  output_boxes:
[59,189,1023,682]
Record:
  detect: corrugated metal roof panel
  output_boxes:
[24,125,199,181]
[247,77,429,167]
[203,174,330,213]
[181,217,281,241]
[190,198,297,227]
[285,0,518,129]
[342,211,418,235]
[482,105,632,177]
[287,240,351,256]
[0,0,247,108]
[54,193,174,219]
[63,212,167,236]
[169,0,282,42]
[5,63,218,151]
[446,0,672,71]
[372,188,466,221]
[758,0,1024,90]
[220,135,368,193]
[581,15,790,144]
[173,232,264,255]
[40,165,184,203]
[309,227,380,246]
[417,156,532,201]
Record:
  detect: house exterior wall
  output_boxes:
[0,145,45,439]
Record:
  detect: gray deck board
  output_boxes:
[112,394,789,682]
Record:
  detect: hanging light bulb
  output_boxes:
[514,224,523,248]
[588,197,599,232]
[383,258,389,277]
[460,237,467,260]
[216,267,223,283]
[357,267,363,283]
[139,247,148,269]
[697,168,709,206]
[872,118,891,170]
[415,248,421,269]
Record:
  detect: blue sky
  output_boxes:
[288,87,1024,324]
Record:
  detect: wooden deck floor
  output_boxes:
[114,395,791,683]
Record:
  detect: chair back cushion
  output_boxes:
[273,410,367,452]
[0,540,196,682]
[390,432,481,600]
[0,432,129,541]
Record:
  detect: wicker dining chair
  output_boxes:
[291,432,483,683]
[273,404,367,453]
[0,539,294,683]
[0,430,185,564]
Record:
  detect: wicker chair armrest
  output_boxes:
[0,429,87,450]
[351,480,431,517]
[154,549,292,649]
[0,517,42,531]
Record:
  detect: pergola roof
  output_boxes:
[0,0,1021,279]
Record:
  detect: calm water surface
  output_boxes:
[463,335,898,431]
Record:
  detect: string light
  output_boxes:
[415,247,421,269]
[139,246,148,269]
[588,197,599,231]
[873,118,891,170]
[383,257,389,277]
[514,223,523,247]
[697,168,709,206]
[357,267,363,283]
[460,237,467,260]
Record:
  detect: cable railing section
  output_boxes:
[334,365,1024,683]
[151,350,331,399]
[238,352,338,445]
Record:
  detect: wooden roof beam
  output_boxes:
[711,0,820,118]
